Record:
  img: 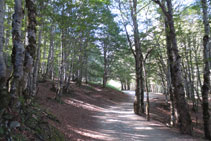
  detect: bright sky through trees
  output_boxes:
[110,0,196,34]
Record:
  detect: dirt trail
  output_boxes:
[37,82,204,141]
[94,93,200,141]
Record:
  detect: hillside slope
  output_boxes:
[36,81,204,141]
[37,81,129,140]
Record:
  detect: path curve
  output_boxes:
[94,91,201,141]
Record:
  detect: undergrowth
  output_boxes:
[0,96,65,141]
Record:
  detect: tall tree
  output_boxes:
[24,0,37,96]
[201,0,211,139]
[153,0,192,134]
[10,0,24,109]
[131,0,145,114]
[118,0,145,114]
[0,0,6,90]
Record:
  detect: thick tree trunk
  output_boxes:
[21,0,37,98]
[0,0,6,89]
[155,0,192,134]
[166,0,192,134]
[131,0,144,114]
[167,60,176,126]
[10,0,24,108]
[201,0,211,139]
[201,35,210,139]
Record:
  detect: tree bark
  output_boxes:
[46,25,54,79]
[131,0,144,114]
[201,0,211,139]
[103,44,108,88]
[166,0,192,134]
[156,0,192,134]
[25,0,37,95]
[56,30,65,102]
[0,0,6,89]
[32,25,42,96]
[41,33,47,75]
[144,61,150,121]
[10,0,24,108]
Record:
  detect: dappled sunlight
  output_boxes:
[93,87,102,92]
[89,97,198,141]
[134,127,154,130]
[64,98,105,112]
[104,109,133,114]
[66,125,116,140]
[147,123,165,127]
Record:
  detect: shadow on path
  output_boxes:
[93,92,201,141]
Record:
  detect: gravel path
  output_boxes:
[94,92,202,141]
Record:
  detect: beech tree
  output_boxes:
[10,0,24,109]
[118,0,145,114]
[201,0,211,139]
[1,0,211,139]
[152,0,192,134]
[0,0,6,90]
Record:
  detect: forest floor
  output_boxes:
[37,81,206,141]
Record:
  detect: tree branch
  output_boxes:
[152,0,170,19]
[118,0,136,58]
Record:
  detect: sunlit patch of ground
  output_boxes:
[66,125,116,141]
[37,81,204,141]
[37,81,129,141]
[64,98,105,112]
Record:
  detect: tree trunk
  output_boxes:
[0,0,6,89]
[46,25,54,79]
[10,0,24,109]
[21,0,37,98]
[103,44,108,88]
[131,0,144,114]
[42,33,47,75]
[166,59,176,126]
[77,42,83,86]
[156,0,192,134]
[127,80,130,90]
[56,30,65,102]
[32,25,42,96]
[144,61,150,121]
[166,0,192,134]
[201,0,211,139]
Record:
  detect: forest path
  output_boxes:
[38,82,203,141]
[94,92,200,141]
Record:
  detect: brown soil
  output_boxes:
[37,81,129,140]
[149,93,210,139]
[36,81,207,141]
